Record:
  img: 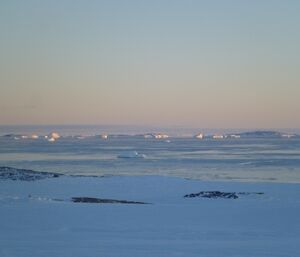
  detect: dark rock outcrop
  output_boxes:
[71,197,149,204]
[239,130,282,137]
[184,191,239,199]
[0,166,61,181]
[184,191,264,199]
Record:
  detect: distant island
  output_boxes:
[194,130,299,139]
[232,130,298,138]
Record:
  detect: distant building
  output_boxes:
[31,134,39,139]
[230,135,241,139]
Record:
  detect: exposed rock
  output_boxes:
[184,191,239,199]
[237,192,264,195]
[71,197,149,204]
[2,134,19,138]
[0,166,61,181]
[184,191,264,199]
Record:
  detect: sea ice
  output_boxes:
[118,151,146,159]
[0,173,299,257]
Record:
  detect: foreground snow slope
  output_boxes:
[1,175,300,257]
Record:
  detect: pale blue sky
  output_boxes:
[0,0,299,128]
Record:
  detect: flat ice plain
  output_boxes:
[1,174,300,257]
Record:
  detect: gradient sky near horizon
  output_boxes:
[0,0,299,128]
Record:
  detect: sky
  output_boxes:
[0,0,299,129]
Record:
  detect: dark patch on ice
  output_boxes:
[2,134,20,138]
[0,166,62,181]
[71,197,149,205]
[184,191,264,199]
[238,192,264,196]
[184,191,239,199]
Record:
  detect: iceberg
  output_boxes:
[154,133,169,139]
[49,132,60,139]
[212,134,224,139]
[195,133,204,139]
[101,134,108,139]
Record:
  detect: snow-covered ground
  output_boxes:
[1,174,300,257]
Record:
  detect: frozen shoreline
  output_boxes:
[1,172,300,257]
